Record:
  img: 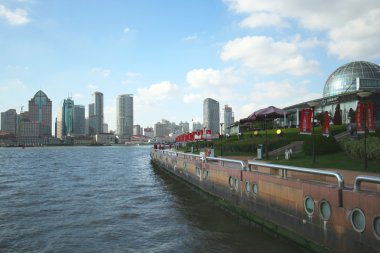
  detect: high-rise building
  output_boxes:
[73,105,85,136]
[28,90,52,136]
[143,127,154,138]
[223,105,234,135]
[133,125,141,136]
[179,121,190,133]
[57,98,74,139]
[192,121,202,131]
[1,109,17,135]
[203,98,220,134]
[116,94,133,138]
[89,92,103,135]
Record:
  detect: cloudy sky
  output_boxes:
[1,0,380,131]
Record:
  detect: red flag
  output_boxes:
[356,102,364,134]
[367,102,375,133]
[300,109,312,135]
[323,111,329,136]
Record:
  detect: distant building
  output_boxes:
[192,122,202,131]
[89,92,103,135]
[116,94,133,138]
[103,123,108,133]
[133,124,141,136]
[223,105,234,135]
[28,90,52,136]
[143,127,154,138]
[154,119,172,137]
[1,109,17,135]
[57,98,74,139]
[203,98,220,134]
[73,105,85,136]
[179,121,189,133]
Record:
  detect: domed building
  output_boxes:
[323,61,380,98]
[284,61,380,127]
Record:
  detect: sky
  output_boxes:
[1,0,380,132]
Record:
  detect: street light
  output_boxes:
[307,101,319,163]
[203,127,206,150]
[357,90,373,170]
[220,123,224,157]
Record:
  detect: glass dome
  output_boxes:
[323,61,380,97]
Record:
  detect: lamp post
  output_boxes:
[203,127,206,150]
[307,101,319,163]
[265,114,268,160]
[357,91,373,170]
[220,123,224,157]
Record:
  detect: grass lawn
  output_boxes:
[269,151,380,173]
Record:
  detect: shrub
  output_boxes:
[303,135,341,155]
[341,137,380,160]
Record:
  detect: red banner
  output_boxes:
[300,109,312,135]
[356,102,364,134]
[367,102,375,133]
[323,111,329,136]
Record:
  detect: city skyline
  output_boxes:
[1,1,380,131]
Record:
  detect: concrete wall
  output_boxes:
[151,149,380,253]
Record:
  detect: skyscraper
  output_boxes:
[223,105,234,135]
[28,90,52,136]
[89,92,103,135]
[57,98,74,139]
[203,98,220,134]
[1,109,17,135]
[116,94,133,138]
[73,105,85,136]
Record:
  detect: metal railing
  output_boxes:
[205,156,245,171]
[354,175,380,191]
[247,161,344,189]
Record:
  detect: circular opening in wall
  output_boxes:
[235,178,239,191]
[319,200,332,221]
[229,176,233,188]
[252,183,258,194]
[304,196,314,216]
[245,181,250,192]
[351,208,366,233]
[373,216,380,239]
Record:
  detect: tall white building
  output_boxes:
[223,105,234,135]
[203,98,220,134]
[116,94,133,138]
[89,92,104,135]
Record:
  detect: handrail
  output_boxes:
[247,161,344,189]
[153,149,202,160]
[354,175,380,191]
[205,156,245,171]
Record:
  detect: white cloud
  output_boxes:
[328,9,380,60]
[183,34,198,41]
[240,12,287,28]
[221,36,319,75]
[0,79,26,92]
[225,0,380,60]
[86,84,98,90]
[186,68,241,88]
[91,67,111,78]
[135,81,180,106]
[123,27,130,33]
[0,5,29,25]
[126,71,141,77]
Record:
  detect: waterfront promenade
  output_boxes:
[151,149,380,253]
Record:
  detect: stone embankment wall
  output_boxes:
[151,149,380,253]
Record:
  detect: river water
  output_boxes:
[0,146,302,253]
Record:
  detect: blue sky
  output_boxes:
[1,0,380,131]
